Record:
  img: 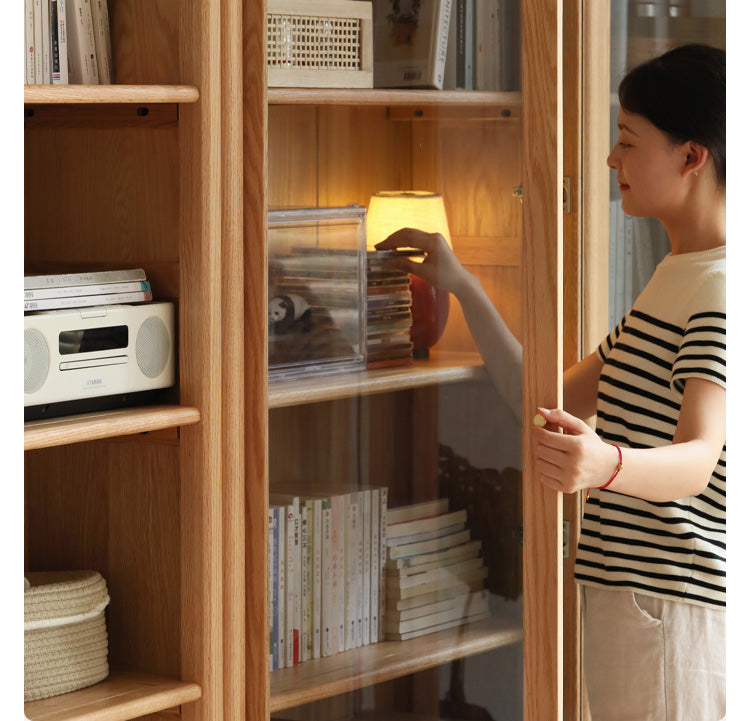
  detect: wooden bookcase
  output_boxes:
[22,1,608,720]
[23,2,244,721]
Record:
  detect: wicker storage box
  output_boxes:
[267,0,373,88]
[24,571,110,702]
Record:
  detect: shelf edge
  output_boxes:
[24,85,201,105]
[24,405,201,450]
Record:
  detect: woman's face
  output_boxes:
[607,108,687,219]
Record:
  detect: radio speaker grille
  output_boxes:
[135,316,171,378]
[25,329,50,394]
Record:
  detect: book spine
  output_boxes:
[66,0,99,84]
[41,0,51,83]
[24,280,151,301]
[299,502,310,663]
[361,489,372,646]
[290,499,302,666]
[277,509,286,669]
[55,0,69,84]
[378,487,387,641]
[34,0,44,83]
[25,268,147,290]
[312,498,322,659]
[333,495,346,653]
[345,492,360,650]
[269,508,277,671]
[25,0,36,84]
[369,488,380,643]
[284,503,295,667]
[24,289,153,312]
[49,0,60,83]
[433,0,453,89]
[321,497,333,656]
[90,0,113,83]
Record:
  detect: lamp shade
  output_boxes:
[366,191,452,358]
[366,191,452,251]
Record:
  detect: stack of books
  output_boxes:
[24,268,153,313]
[366,252,414,369]
[384,499,490,641]
[25,0,114,86]
[268,484,388,671]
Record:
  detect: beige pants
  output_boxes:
[582,585,725,721]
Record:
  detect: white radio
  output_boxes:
[24,302,175,420]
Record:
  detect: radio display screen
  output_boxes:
[59,326,129,355]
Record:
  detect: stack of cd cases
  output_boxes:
[366,251,421,369]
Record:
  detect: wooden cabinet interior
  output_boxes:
[266,95,526,718]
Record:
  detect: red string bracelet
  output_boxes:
[586,444,623,501]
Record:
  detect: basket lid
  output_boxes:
[25,571,110,631]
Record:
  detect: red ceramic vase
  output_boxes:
[409,274,450,358]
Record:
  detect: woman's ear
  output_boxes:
[682,141,709,177]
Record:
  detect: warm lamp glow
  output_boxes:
[366,191,453,252]
[366,191,453,359]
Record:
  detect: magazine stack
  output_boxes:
[366,252,415,369]
[384,499,490,641]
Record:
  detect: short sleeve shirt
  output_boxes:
[574,245,726,608]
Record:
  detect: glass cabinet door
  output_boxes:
[259,1,598,719]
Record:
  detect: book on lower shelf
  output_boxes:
[384,499,490,640]
[269,483,388,670]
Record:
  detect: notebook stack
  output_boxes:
[384,498,490,641]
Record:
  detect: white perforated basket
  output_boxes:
[267,1,373,88]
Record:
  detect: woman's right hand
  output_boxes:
[375,227,471,296]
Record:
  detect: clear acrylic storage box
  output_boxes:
[268,206,367,381]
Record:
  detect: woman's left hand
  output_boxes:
[532,407,621,494]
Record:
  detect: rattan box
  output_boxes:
[267,1,373,88]
[24,571,110,702]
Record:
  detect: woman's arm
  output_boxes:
[533,377,725,501]
[376,229,523,421]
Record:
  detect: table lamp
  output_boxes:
[366,191,452,358]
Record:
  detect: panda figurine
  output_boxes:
[269,294,313,335]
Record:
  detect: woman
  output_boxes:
[376,44,726,720]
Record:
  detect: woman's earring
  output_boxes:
[694,171,699,177]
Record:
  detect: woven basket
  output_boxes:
[24,570,110,702]
[267,0,373,88]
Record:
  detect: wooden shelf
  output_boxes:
[270,614,522,712]
[23,85,200,105]
[269,352,488,409]
[268,88,521,107]
[24,405,201,450]
[24,671,202,721]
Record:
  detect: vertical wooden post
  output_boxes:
[223,0,247,719]
[521,1,564,720]
[244,1,270,721]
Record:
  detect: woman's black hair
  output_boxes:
[619,43,726,187]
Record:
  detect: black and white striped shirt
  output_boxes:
[575,245,726,608]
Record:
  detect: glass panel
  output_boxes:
[266,2,526,719]
[608,0,726,330]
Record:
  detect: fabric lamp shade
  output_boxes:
[366,191,452,358]
[366,191,453,251]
